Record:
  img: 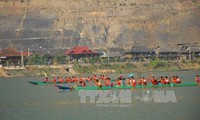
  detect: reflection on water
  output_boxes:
[0,70,200,120]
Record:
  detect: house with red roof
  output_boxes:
[0,48,31,66]
[66,46,100,61]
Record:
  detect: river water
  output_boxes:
[0,70,199,120]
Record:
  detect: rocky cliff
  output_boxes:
[0,0,199,50]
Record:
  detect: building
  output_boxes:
[96,47,125,62]
[0,48,30,66]
[156,45,180,60]
[177,43,200,60]
[179,46,200,60]
[124,45,156,61]
[66,46,100,61]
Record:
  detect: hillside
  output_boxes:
[0,0,199,50]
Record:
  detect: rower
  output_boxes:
[116,77,122,86]
[117,80,122,86]
[79,77,84,83]
[142,77,147,85]
[70,76,75,83]
[85,76,90,82]
[160,76,165,84]
[74,77,78,82]
[81,81,86,87]
[88,76,92,82]
[67,77,71,83]
[164,76,170,84]
[126,77,131,86]
[131,77,137,87]
[117,75,124,86]
[65,77,68,83]
[44,77,49,83]
[195,75,200,83]
[151,76,158,85]
[175,76,181,84]
[96,80,102,87]
[59,77,64,83]
[172,76,177,84]
[100,75,104,80]
[104,77,111,86]
[93,75,97,81]
[52,77,57,83]
[137,77,142,85]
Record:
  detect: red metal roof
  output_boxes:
[0,48,30,57]
[66,46,99,55]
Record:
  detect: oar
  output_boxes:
[128,73,135,78]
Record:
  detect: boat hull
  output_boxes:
[74,82,198,91]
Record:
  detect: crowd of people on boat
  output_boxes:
[114,75,182,87]
[42,73,195,87]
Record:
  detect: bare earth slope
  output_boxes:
[0,0,199,49]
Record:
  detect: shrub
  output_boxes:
[149,58,169,69]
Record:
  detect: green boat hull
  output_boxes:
[74,82,198,91]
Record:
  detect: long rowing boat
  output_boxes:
[28,79,116,85]
[28,81,68,85]
[74,82,198,91]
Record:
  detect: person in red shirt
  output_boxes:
[44,77,49,83]
[141,77,147,85]
[176,76,181,84]
[195,75,200,83]
[52,77,57,83]
[65,77,70,83]
[96,80,102,87]
[104,77,111,87]
[59,77,64,83]
[137,77,142,85]
[116,76,123,86]
[160,76,165,84]
[131,77,137,87]
[172,76,181,84]
[164,76,170,84]
[81,81,86,87]
[150,76,158,85]
[126,77,132,86]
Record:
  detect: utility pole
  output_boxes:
[28,48,30,57]
[107,48,110,62]
[188,44,191,61]
[21,49,24,68]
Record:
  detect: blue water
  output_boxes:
[0,70,199,120]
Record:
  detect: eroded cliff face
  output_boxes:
[0,0,199,50]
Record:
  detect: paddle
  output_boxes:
[128,73,135,78]
[118,73,135,86]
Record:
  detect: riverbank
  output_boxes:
[1,59,200,78]
[72,59,200,74]
[0,65,69,78]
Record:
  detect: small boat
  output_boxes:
[54,85,73,92]
[74,82,198,91]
